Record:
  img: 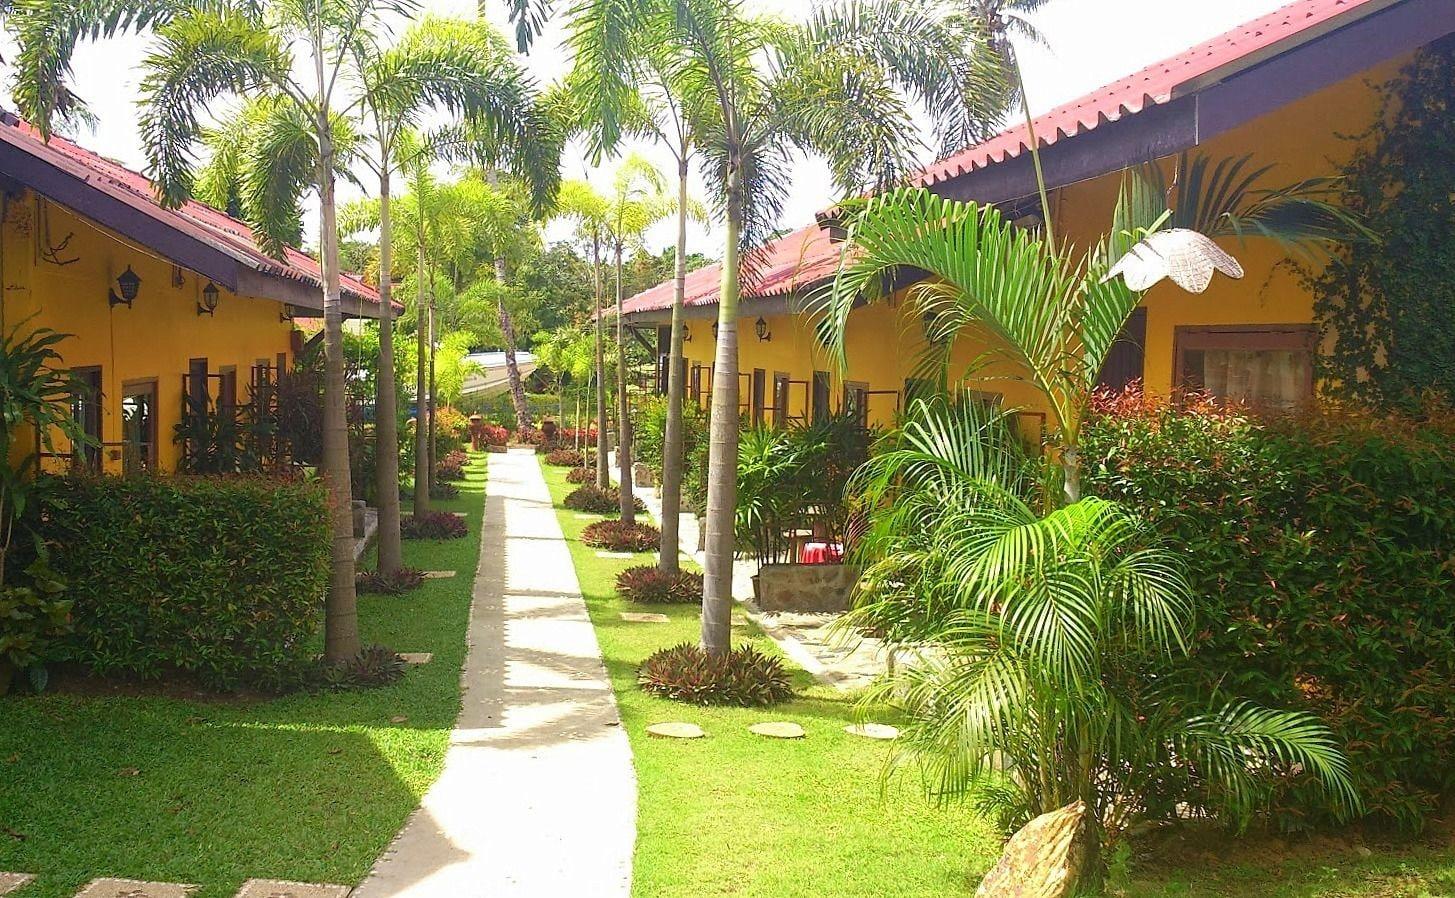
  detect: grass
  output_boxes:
[543,461,1455,898]
[0,452,487,898]
[539,460,1001,898]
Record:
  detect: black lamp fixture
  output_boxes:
[197,281,220,317]
[755,316,772,342]
[108,265,141,309]
[681,321,692,343]
[280,303,296,323]
[712,321,720,339]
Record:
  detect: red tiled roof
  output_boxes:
[912,0,1385,188]
[621,222,843,315]
[0,116,387,309]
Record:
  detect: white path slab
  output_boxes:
[354,449,635,898]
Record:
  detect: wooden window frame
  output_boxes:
[751,368,767,426]
[811,371,831,423]
[1173,324,1316,404]
[121,377,159,473]
[69,365,103,471]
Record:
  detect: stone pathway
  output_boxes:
[353,448,635,898]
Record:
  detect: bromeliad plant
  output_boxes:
[848,398,1359,871]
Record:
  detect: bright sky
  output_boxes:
[17,0,1292,258]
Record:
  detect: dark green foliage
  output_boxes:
[1312,37,1455,406]
[615,565,703,604]
[401,511,468,540]
[737,414,872,565]
[356,567,427,595]
[1083,390,1455,828]
[39,475,331,689]
[546,448,585,467]
[565,485,645,515]
[565,466,592,484]
[638,642,793,707]
[0,558,72,673]
[435,450,468,481]
[314,645,406,690]
[581,520,660,552]
[634,394,710,512]
[431,480,460,500]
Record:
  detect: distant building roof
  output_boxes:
[621,222,841,316]
[0,113,393,317]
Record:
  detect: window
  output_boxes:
[1097,308,1147,392]
[69,367,103,471]
[187,357,209,417]
[1176,325,1314,410]
[689,364,703,404]
[121,379,158,474]
[904,377,937,407]
[772,372,790,428]
[751,368,767,426]
[220,366,238,416]
[843,381,869,428]
[812,371,831,423]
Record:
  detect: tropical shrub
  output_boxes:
[356,566,427,595]
[565,466,592,484]
[481,423,510,447]
[312,644,406,690]
[564,485,644,515]
[581,520,659,552]
[1083,389,1455,828]
[40,475,330,689]
[849,398,1356,870]
[0,560,72,691]
[638,642,793,706]
[546,448,585,468]
[434,406,469,457]
[401,511,468,540]
[637,395,711,512]
[737,414,871,565]
[435,449,469,481]
[615,565,703,604]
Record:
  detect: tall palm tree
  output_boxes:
[130,0,425,663]
[595,0,1008,657]
[197,16,550,575]
[553,180,613,489]
[604,155,673,524]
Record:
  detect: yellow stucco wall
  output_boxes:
[671,54,1405,433]
[1,189,295,474]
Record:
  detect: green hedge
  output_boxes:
[41,475,331,689]
[1083,393,1455,828]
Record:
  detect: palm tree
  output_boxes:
[553,180,613,489]
[604,155,673,524]
[196,16,550,576]
[600,0,1008,657]
[816,154,1368,503]
[848,395,1358,874]
[131,0,424,663]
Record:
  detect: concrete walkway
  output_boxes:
[354,448,635,898]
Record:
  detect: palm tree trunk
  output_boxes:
[1063,446,1081,504]
[413,240,431,516]
[593,239,609,490]
[316,87,359,664]
[374,168,403,575]
[614,242,635,525]
[701,161,743,658]
[428,297,438,473]
[658,157,689,576]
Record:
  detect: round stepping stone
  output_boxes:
[0,873,34,897]
[389,715,409,724]
[619,612,669,623]
[421,570,456,579]
[399,652,433,665]
[646,721,705,739]
[749,721,805,739]
[595,550,633,559]
[844,723,899,740]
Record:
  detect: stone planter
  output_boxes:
[633,463,657,488]
[753,563,859,613]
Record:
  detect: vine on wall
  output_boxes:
[1311,36,1455,407]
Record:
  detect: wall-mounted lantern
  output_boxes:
[197,281,220,316]
[681,322,692,343]
[755,316,772,342]
[280,303,297,323]
[108,265,141,309]
[712,321,719,339]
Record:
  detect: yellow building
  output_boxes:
[622,0,1452,431]
[0,113,391,474]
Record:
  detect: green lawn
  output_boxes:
[539,461,1001,897]
[542,460,1455,898]
[0,453,486,898]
